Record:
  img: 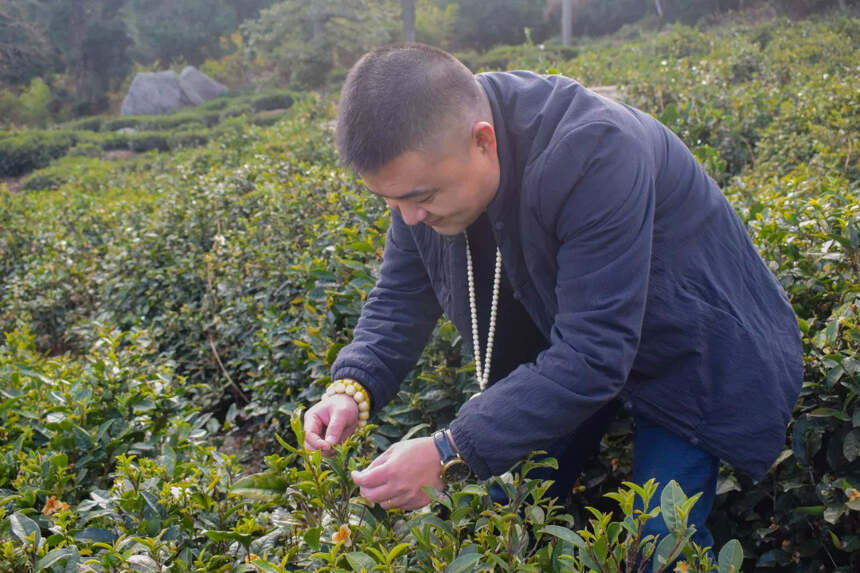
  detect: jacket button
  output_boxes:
[495,221,504,230]
[623,401,633,411]
[513,291,521,300]
[689,436,700,446]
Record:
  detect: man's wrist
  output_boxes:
[433,429,471,483]
[444,429,461,454]
[325,378,371,427]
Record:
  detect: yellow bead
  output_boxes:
[354,391,365,403]
[358,411,369,420]
[358,401,369,412]
[345,384,356,396]
[333,381,345,393]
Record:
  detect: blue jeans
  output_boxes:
[633,416,718,554]
[490,404,719,563]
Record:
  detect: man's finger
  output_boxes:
[304,435,332,452]
[366,447,394,469]
[351,453,393,488]
[303,408,332,451]
[357,483,391,503]
[325,408,350,444]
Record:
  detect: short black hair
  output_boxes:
[336,43,488,174]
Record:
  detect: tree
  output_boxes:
[231,0,279,22]
[0,1,54,85]
[242,0,398,90]
[452,0,550,50]
[123,0,239,66]
[45,0,132,112]
[415,0,459,49]
[561,0,572,45]
[546,0,588,45]
[402,0,415,42]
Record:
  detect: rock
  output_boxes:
[120,70,190,116]
[120,67,227,116]
[179,66,226,104]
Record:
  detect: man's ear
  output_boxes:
[472,121,496,155]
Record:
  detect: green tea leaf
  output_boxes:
[9,511,41,547]
[126,554,159,573]
[660,480,687,534]
[717,539,744,573]
[843,429,860,462]
[653,533,684,570]
[345,551,376,571]
[231,471,289,501]
[538,525,586,550]
[251,560,282,573]
[445,551,481,573]
[303,527,321,551]
[36,546,79,570]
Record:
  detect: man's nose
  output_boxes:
[388,200,427,226]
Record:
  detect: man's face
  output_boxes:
[360,122,500,236]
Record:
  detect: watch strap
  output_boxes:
[433,430,458,462]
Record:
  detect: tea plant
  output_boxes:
[0,14,858,571]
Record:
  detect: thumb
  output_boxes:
[325,403,356,445]
[351,449,393,486]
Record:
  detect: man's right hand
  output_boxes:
[303,394,360,453]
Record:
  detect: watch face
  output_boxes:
[442,459,471,482]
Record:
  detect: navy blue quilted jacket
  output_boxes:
[332,71,803,480]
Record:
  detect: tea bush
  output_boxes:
[0,15,858,572]
[0,132,75,177]
[557,17,860,571]
[0,91,298,179]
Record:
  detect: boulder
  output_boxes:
[179,66,227,104]
[120,67,226,116]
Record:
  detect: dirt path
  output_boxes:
[103,150,141,161]
[0,177,22,193]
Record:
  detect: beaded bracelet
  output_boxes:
[324,378,372,427]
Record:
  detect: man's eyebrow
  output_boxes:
[370,187,439,200]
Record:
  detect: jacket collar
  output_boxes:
[477,74,520,226]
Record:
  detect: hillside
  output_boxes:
[0,15,858,572]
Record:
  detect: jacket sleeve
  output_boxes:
[450,122,656,479]
[331,209,442,413]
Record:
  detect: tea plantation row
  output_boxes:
[0,90,296,184]
[0,16,858,572]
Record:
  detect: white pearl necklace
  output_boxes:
[464,231,502,391]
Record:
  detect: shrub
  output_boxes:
[0,16,857,572]
[66,142,103,158]
[19,165,69,191]
[461,43,579,72]
[20,157,113,191]
[59,116,104,131]
[0,131,75,177]
[249,91,295,112]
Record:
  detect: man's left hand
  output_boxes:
[351,437,444,511]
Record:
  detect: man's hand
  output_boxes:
[351,437,444,511]
[303,394,359,453]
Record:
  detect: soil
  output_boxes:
[103,149,141,161]
[0,177,22,193]
[219,417,274,475]
[255,107,291,118]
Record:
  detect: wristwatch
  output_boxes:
[432,430,471,483]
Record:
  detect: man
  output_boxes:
[302,44,802,551]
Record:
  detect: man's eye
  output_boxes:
[417,193,436,204]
